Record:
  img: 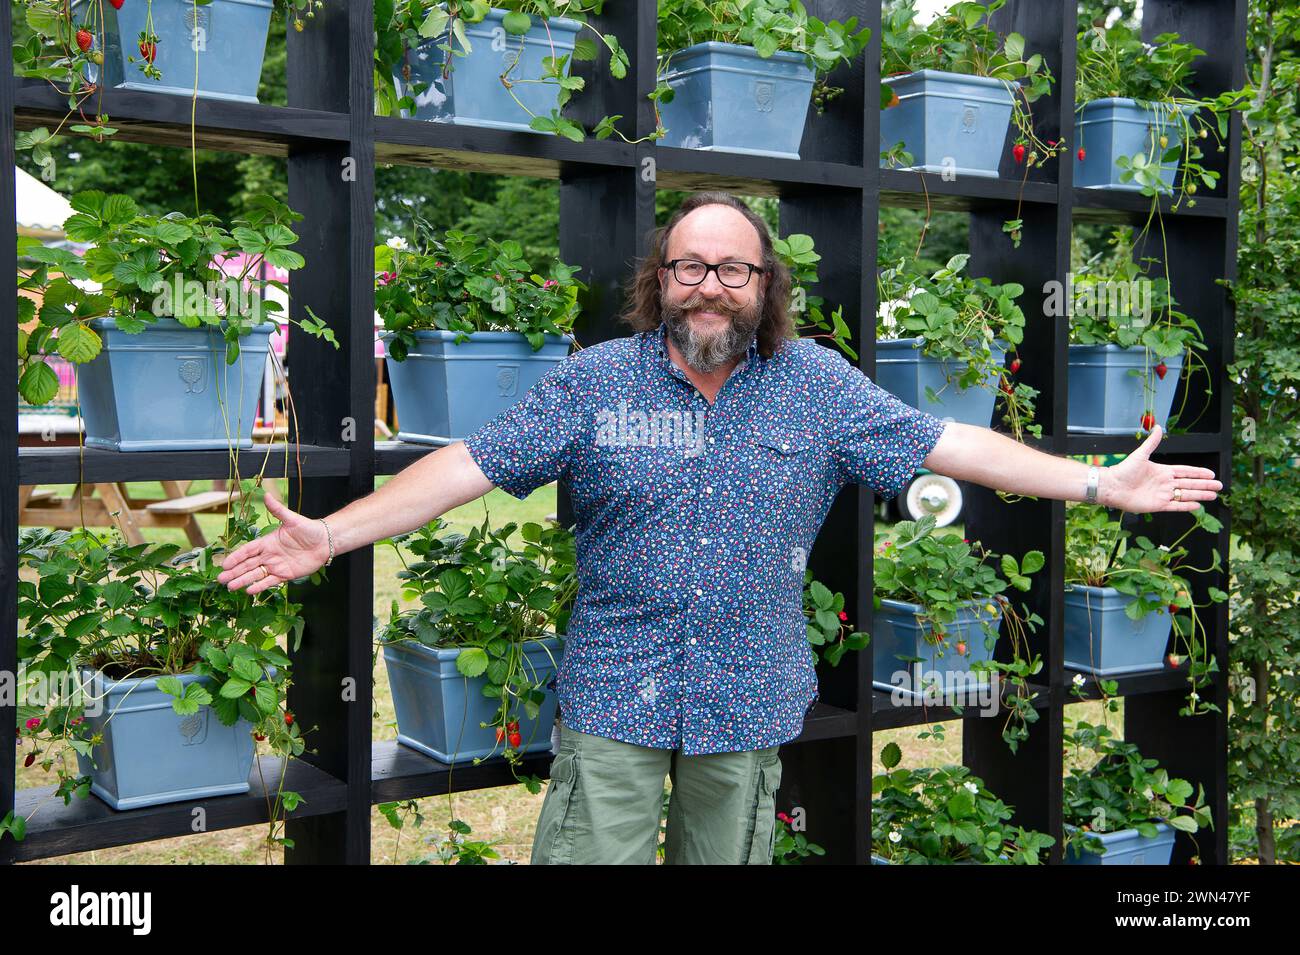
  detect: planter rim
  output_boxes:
[875,335,1012,351]
[875,595,1000,615]
[1064,820,1174,838]
[76,662,219,695]
[423,2,584,31]
[87,316,279,335]
[657,39,812,64]
[378,328,572,344]
[383,633,563,661]
[1075,96,1200,114]
[1067,342,1187,357]
[882,68,1018,90]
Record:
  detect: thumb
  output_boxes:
[1135,423,1162,459]
[262,485,298,524]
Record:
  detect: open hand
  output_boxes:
[1103,425,1223,513]
[216,486,330,595]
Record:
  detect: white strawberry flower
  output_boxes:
[964,781,979,794]
[386,236,408,250]
[1072,673,1085,687]
[888,830,902,843]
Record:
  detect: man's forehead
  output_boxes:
[665,207,762,259]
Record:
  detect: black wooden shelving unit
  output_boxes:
[1,0,1241,865]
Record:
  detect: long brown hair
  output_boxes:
[619,192,794,359]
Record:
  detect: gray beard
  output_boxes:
[662,292,763,374]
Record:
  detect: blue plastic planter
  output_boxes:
[381,329,571,444]
[1064,822,1176,865]
[880,70,1016,177]
[383,636,563,764]
[1064,584,1173,676]
[79,317,274,452]
[1067,344,1183,434]
[75,667,256,810]
[1074,98,1198,192]
[73,0,273,104]
[871,597,1002,700]
[874,337,1007,426]
[656,41,815,159]
[394,7,583,131]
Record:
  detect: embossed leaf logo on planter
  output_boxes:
[496,364,519,397]
[178,709,209,746]
[185,5,211,34]
[177,356,207,394]
[754,81,774,113]
[962,105,979,134]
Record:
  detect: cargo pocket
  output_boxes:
[745,755,784,865]
[531,751,579,865]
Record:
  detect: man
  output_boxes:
[217,191,1222,865]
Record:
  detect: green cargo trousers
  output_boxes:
[530,722,784,865]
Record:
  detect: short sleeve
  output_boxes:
[827,357,949,499]
[461,358,584,500]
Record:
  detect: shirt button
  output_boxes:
[700,537,709,545]
[695,588,703,596]
[689,638,697,645]
[705,486,713,494]
[781,442,789,451]
[708,436,715,444]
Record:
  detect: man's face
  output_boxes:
[658,205,768,374]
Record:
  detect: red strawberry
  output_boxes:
[1154,361,1168,380]
[508,731,522,748]
[1012,143,1026,164]
[506,719,519,732]
[955,641,968,656]
[1168,604,1179,614]
[110,0,125,7]
[76,29,93,53]
[1077,147,1086,161]
[1001,381,1014,395]
[24,752,36,768]
[254,733,266,741]
[496,727,505,742]
[1167,653,1181,667]
[837,610,848,622]
[139,40,157,63]
[284,711,294,726]
[1008,357,1022,374]
[1141,412,1155,431]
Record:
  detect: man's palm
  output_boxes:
[217,487,329,594]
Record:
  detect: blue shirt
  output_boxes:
[462,322,948,754]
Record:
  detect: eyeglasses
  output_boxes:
[663,258,765,288]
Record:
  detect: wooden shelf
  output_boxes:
[10,756,347,863]
[18,444,352,485]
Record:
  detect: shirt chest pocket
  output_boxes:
[744,426,821,497]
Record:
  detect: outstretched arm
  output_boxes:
[920,422,1221,514]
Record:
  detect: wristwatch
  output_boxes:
[1085,465,1100,505]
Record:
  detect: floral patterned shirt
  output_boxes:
[462,321,948,754]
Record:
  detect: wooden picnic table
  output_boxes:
[19,480,239,547]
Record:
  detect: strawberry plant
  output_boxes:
[376,515,577,787]
[879,0,1063,180]
[877,242,1040,442]
[11,0,328,177]
[1064,501,1227,715]
[874,513,1045,752]
[1062,718,1212,862]
[802,570,868,667]
[375,224,582,356]
[12,514,315,858]
[771,232,857,360]
[655,0,871,116]
[872,741,1055,864]
[375,0,648,143]
[16,190,337,407]
[1067,226,1211,436]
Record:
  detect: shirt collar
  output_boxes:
[651,320,760,380]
